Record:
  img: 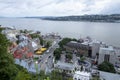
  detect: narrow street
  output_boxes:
[40,39,60,71]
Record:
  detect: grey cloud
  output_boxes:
[0,0,120,17]
[101,1,120,14]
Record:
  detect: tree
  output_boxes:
[50,70,62,80]
[45,41,52,48]
[15,64,35,80]
[65,53,72,60]
[20,29,33,34]
[37,70,46,80]
[53,48,62,60]
[0,28,19,80]
[29,33,40,39]
[14,71,32,80]
[68,78,73,80]
[98,61,116,73]
[0,28,36,80]
[80,56,86,62]
[39,37,44,45]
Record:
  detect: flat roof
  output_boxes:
[100,46,114,51]
[75,71,91,77]
[99,71,120,80]
[55,61,75,71]
[65,41,90,49]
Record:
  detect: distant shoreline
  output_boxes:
[24,14,120,23]
[40,19,120,23]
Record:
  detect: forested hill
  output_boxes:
[39,14,120,22]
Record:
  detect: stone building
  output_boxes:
[64,41,91,57]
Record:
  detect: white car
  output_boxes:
[46,50,49,53]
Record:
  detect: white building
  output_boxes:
[81,39,101,58]
[6,33,18,42]
[73,71,91,80]
[98,46,116,65]
[32,41,38,50]
[92,41,100,58]
[114,48,120,67]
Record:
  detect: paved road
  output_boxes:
[40,39,60,71]
[61,54,65,62]
[73,53,77,63]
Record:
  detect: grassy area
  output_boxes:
[33,57,39,61]
[91,76,100,80]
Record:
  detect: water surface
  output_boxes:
[0,18,120,47]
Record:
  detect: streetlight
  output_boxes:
[35,61,40,80]
[35,61,38,64]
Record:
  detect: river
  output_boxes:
[0,18,120,47]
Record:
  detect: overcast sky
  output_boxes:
[0,0,120,17]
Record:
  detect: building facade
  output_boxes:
[92,42,100,58]
[54,61,76,74]
[64,41,91,57]
[98,46,116,65]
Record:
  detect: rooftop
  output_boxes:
[65,41,90,50]
[99,71,120,80]
[100,46,114,51]
[74,71,91,77]
[15,59,40,73]
[54,61,75,71]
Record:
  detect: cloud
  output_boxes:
[0,0,120,17]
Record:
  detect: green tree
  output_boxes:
[45,41,52,48]
[65,53,72,60]
[0,28,37,80]
[50,70,62,80]
[53,48,62,60]
[15,64,36,80]
[15,71,32,80]
[30,33,40,39]
[20,29,33,34]
[39,37,44,45]
[39,70,46,80]
[0,28,19,80]
[80,56,86,62]
[98,61,116,73]
[68,78,73,80]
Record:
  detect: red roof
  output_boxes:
[13,46,32,59]
[22,47,28,53]
[13,50,22,59]
[26,52,33,58]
